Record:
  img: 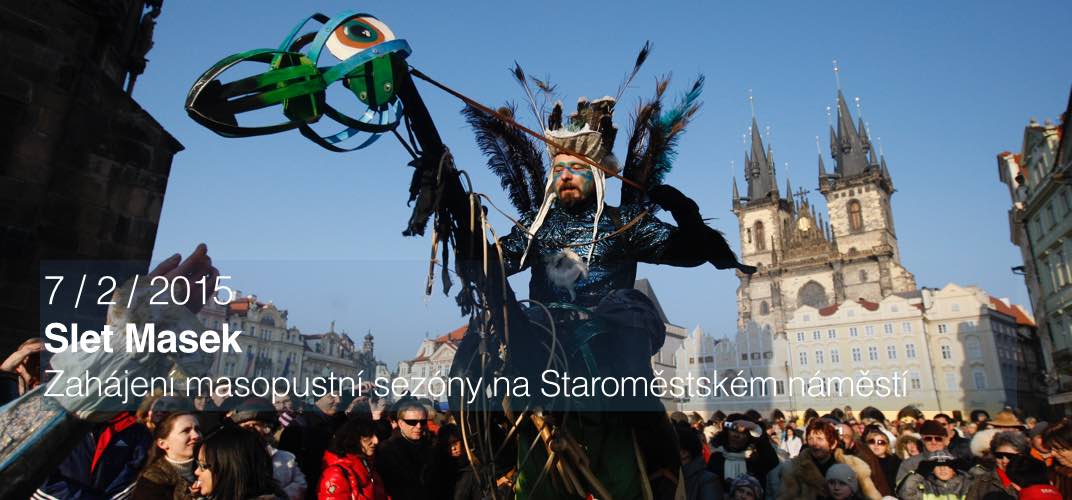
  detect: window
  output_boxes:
[902,321,912,333]
[827,329,837,339]
[973,369,987,390]
[887,345,897,359]
[815,350,824,364]
[937,324,948,334]
[906,344,917,359]
[910,372,921,390]
[741,353,748,361]
[1047,203,1057,228]
[951,303,961,312]
[250,326,256,336]
[865,325,876,337]
[754,221,766,251]
[776,381,786,395]
[799,352,808,365]
[868,346,879,361]
[852,347,862,362]
[884,323,894,335]
[946,373,957,390]
[831,349,840,363]
[849,327,859,338]
[797,332,805,342]
[966,337,982,360]
[760,301,770,315]
[941,344,952,359]
[859,270,868,282]
[848,200,864,231]
[813,331,821,340]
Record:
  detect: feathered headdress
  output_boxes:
[462,42,704,265]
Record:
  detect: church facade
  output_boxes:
[672,86,1048,418]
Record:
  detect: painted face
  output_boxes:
[158,415,201,461]
[551,154,595,206]
[195,448,214,496]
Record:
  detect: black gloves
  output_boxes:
[647,184,703,227]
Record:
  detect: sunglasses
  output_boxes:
[401,418,426,427]
[994,451,1020,460]
[867,439,888,446]
[922,436,945,442]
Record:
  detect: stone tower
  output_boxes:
[734,88,916,337]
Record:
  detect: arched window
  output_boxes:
[754,221,766,251]
[759,301,770,316]
[797,281,829,309]
[848,199,863,232]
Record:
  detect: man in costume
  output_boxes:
[444,71,756,499]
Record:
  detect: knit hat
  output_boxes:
[825,464,859,494]
[728,474,763,498]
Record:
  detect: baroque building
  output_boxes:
[196,295,388,392]
[997,87,1072,414]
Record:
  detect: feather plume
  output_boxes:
[615,41,653,101]
[462,104,546,216]
[620,75,705,204]
[511,61,544,129]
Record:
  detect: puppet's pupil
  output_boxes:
[345,21,377,42]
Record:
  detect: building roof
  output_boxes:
[817,297,881,316]
[434,325,467,344]
[988,296,1036,327]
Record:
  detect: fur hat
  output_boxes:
[825,463,859,494]
[919,419,946,437]
[970,428,1001,457]
[229,396,277,427]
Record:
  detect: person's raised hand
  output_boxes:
[150,243,220,315]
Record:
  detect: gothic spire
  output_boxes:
[732,176,741,207]
[858,117,871,152]
[745,117,777,202]
[832,90,869,177]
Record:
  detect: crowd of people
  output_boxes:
[673,406,1070,500]
[4,338,1072,500]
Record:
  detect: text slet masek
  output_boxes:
[44,322,242,354]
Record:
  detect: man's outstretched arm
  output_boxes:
[640,185,756,274]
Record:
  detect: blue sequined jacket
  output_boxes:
[498,200,694,308]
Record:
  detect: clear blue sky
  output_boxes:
[139,1,1071,367]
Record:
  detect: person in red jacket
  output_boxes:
[320,418,388,500]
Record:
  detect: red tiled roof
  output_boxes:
[818,298,879,317]
[819,304,839,316]
[434,325,467,344]
[857,299,880,311]
[989,297,1035,327]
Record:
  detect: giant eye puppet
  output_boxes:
[185,10,411,151]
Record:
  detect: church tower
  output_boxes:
[733,83,916,338]
[733,116,793,332]
[818,90,916,298]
